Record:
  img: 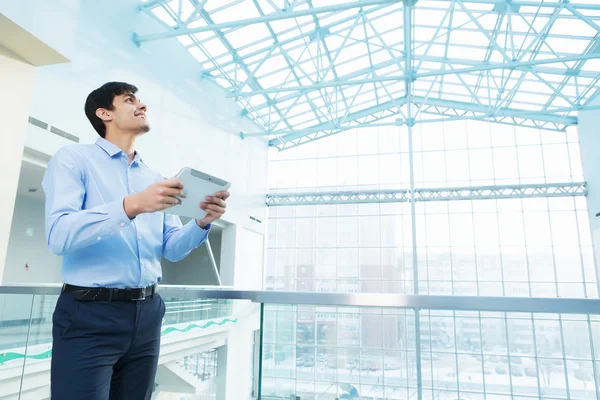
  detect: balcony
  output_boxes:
[1,285,599,399]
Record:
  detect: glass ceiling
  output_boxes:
[137,0,600,149]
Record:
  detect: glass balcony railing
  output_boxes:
[1,285,599,400]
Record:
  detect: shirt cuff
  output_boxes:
[184,220,211,244]
[101,198,133,234]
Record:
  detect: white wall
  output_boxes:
[4,196,62,284]
[234,228,265,290]
[0,46,37,283]
[0,0,269,284]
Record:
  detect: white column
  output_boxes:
[223,302,260,400]
[0,46,36,282]
[216,345,228,400]
[577,104,600,293]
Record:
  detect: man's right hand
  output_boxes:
[123,178,186,219]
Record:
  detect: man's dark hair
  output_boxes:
[84,82,138,138]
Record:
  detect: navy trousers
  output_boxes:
[50,291,166,400]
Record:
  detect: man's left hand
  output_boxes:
[196,191,230,229]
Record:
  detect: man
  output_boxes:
[42,81,229,399]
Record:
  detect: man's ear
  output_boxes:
[96,108,113,122]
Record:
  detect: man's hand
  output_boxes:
[124,178,185,219]
[196,191,230,229]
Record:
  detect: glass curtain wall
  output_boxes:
[263,120,596,399]
[266,120,593,298]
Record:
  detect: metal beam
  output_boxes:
[263,96,588,146]
[134,0,400,44]
[411,96,579,125]
[228,54,600,97]
[267,96,407,145]
[266,183,587,206]
[453,0,600,10]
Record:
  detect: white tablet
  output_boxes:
[164,167,231,220]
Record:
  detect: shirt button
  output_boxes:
[120,222,126,227]
[97,236,101,241]
[138,236,143,241]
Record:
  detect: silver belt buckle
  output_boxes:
[132,287,146,301]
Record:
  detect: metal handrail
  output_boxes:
[1,284,600,314]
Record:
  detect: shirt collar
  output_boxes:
[95,137,145,165]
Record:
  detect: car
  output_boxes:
[495,365,507,375]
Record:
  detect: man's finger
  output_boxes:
[204,196,226,208]
[204,209,222,219]
[215,191,230,201]
[162,178,184,189]
[161,187,185,198]
[201,203,225,215]
[163,197,180,205]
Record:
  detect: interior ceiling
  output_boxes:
[137,0,600,150]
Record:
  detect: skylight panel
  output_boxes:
[191,30,216,42]
[544,37,591,55]
[177,35,194,47]
[335,42,370,65]
[414,7,447,28]
[286,102,316,119]
[188,46,209,63]
[549,98,574,109]
[200,39,230,59]
[178,0,197,22]
[515,93,554,106]
[377,64,401,76]
[507,102,542,111]
[210,1,261,24]
[449,8,475,28]
[312,0,352,7]
[476,13,502,31]
[203,0,239,14]
[236,40,273,58]
[322,34,345,53]
[369,9,402,34]
[318,9,359,27]
[550,17,597,37]
[259,69,298,89]
[508,15,536,33]
[287,113,315,127]
[559,85,580,98]
[517,80,556,95]
[414,26,440,44]
[224,23,273,49]
[446,46,488,61]
[202,61,215,71]
[414,43,446,58]
[152,5,178,26]
[215,77,234,90]
[254,54,289,76]
[249,94,267,106]
[450,29,494,47]
[369,49,393,66]
[268,19,304,38]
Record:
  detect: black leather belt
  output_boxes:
[62,283,157,301]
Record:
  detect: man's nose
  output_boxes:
[138,103,147,112]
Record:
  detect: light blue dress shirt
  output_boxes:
[42,137,210,288]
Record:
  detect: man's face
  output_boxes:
[109,92,150,134]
